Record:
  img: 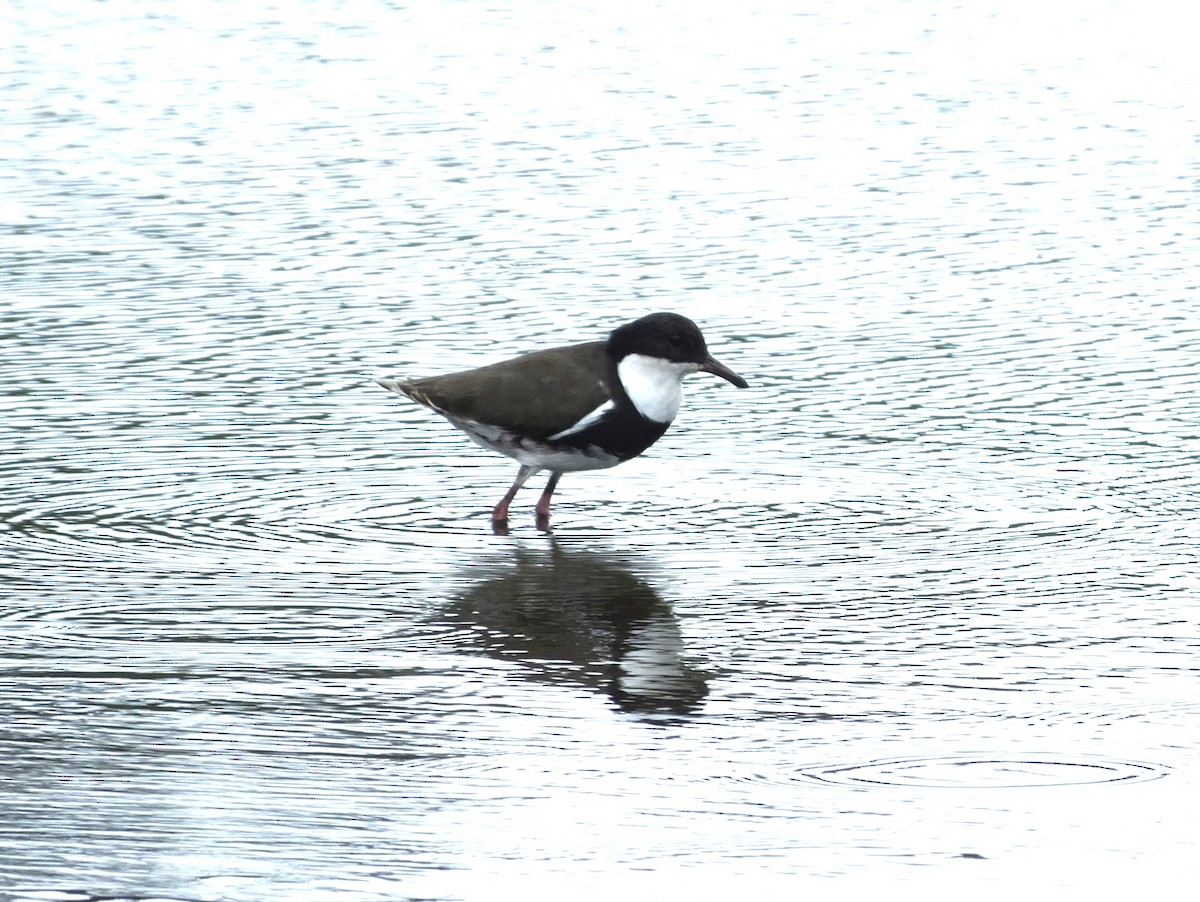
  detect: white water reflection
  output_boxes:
[3,0,1200,898]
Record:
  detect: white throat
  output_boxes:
[617,354,699,424]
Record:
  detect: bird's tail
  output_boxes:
[374,376,409,395]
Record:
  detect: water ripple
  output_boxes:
[804,755,1168,789]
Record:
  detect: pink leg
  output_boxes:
[492,465,540,526]
[534,471,562,530]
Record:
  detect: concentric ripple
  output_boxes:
[805,755,1168,789]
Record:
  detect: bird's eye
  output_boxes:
[667,333,683,347]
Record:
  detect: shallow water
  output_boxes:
[3,0,1199,898]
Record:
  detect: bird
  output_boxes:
[375,312,748,530]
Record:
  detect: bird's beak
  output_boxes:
[701,355,749,388]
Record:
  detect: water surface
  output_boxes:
[3,0,1199,898]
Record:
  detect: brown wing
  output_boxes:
[396,341,614,439]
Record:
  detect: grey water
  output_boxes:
[3,0,1199,898]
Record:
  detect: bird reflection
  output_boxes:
[443,543,708,715]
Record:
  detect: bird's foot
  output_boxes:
[491,503,511,535]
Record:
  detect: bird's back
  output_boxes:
[379,341,613,440]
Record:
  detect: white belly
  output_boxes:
[457,418,622,472]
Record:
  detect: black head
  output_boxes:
[607,313,748,387]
